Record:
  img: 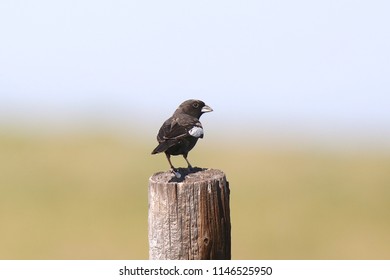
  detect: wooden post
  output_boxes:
[148,168,231,260]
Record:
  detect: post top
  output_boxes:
[149,168,226,184]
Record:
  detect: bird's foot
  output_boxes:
[187,164,193,172]
[170,168,182,179]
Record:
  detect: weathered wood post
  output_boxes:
[148,168,231,260]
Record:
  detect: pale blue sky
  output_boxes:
[1,1,389,144]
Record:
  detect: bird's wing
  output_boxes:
[157,114,203,142]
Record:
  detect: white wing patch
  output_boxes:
[188,126,204,138]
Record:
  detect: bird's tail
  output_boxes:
[151,142,170,154]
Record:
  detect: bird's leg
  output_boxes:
[183,153,193,170]
[165,153,181,178]
[165,153,175,170]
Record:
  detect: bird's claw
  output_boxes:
[171,169,182,179]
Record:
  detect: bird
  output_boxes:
[151,99,213,174]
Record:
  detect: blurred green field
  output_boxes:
[1,130,390,259]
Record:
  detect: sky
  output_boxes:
[1,0,390,145]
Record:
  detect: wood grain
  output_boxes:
[148,168,231,260]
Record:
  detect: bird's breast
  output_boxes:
[188,126,204,138]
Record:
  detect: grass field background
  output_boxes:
[1,129,390,259]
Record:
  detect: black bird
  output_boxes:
[151,99,213,173]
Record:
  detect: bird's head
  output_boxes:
[175,99,213,119]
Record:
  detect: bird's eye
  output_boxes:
[193,103,199,108]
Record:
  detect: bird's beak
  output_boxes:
[201,104,213,113]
